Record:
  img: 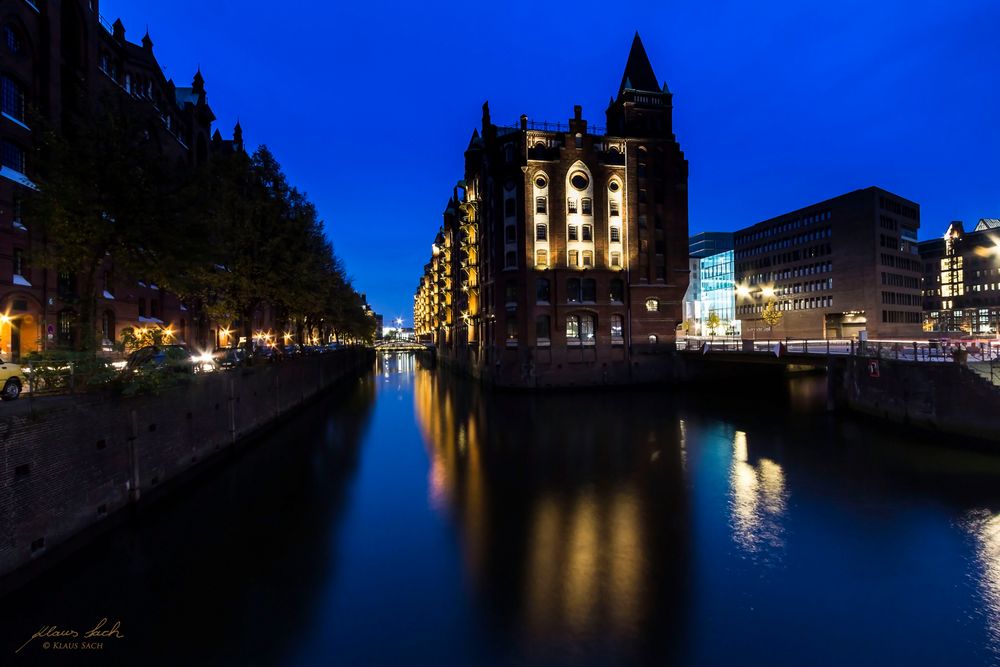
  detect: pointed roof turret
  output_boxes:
[192,67,205,94]
[141,28,153,51]
[617,32,660,97]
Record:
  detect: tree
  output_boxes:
[761,301,783,335]
[27,93,206,351]
[706,310,722,336]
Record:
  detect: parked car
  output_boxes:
[282,343,303,358]
[126,345,214,374]
[0,357,28,400]
[247,342,282,364]
[213,346,247,369]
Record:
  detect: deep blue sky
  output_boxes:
[104,1,1000,322]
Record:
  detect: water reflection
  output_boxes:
[963,509,1000,659]
[729,430,788,558]
[414,367,691,663]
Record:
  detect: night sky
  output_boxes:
[104,0,1000,322]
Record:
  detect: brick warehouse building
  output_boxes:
[0,0,253,359]
[415,35,689,386]
[734,187,923,339]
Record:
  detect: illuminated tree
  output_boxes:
[761,300,783,334]
[706,310,722,336]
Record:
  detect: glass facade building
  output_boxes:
[700,250,739,335]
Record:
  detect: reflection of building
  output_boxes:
[919,219,1000,334]
[734,187,923,339]
[415,34,689,386]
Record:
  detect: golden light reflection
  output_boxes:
[729,430,787,557]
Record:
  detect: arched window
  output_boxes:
[536,278,550,303]
[609,279,624,302]
[581,278,596,302]
[566,314,595,346]
[648,334,658,344]
[536,223,547,241]
[567,278,581,303]
[535,315,551,343]
[645,298,659,312]
[611,315,624,343]
[505,250,516,268]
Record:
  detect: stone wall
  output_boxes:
[0,349,372,584]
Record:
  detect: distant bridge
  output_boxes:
[374,340,434,353]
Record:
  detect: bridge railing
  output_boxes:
[676,336,1000,364]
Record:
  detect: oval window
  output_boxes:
[608,180,621,193]
[534,175,547,189]
[570,172,589,191]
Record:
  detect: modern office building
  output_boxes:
[919,219,1000,334]
[734,187,922,339]
[415,34,690,386]
[681,232,735,335]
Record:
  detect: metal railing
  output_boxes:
[676,336,1000,364]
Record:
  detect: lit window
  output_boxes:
[611,314,624,341]
[566,314,595,345]
[645,298,659,312]
[610,251,621,267]
[568,250,579,267]
[582,251,594,267]
[648,334,658,344]
[536,249,548,267]
[567,198,578,214]
[568,225,579,241]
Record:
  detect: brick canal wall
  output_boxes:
[830,357,1000,441]
[0,349,372,584]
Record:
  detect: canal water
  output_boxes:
[4,352,1000,666]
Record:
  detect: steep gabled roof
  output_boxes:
[618,32,660,96]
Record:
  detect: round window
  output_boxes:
[570,172,589,191]
[608,180,621,193]
[535,175,547,189]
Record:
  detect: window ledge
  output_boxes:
[12,273,31,287]
[505,340,518,348]
[12,221,26,231]
[0,166,36,190]
[1,113,30,132]
[22,0,39,13]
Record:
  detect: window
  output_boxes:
[567,278,581,303]
[639,189,647,204]
[1,76,25,122]
[581,278,596,302]
[505,281,517,305]
[609,279,624,302]
[103,270,113,296]
[582,251,594,268]
[57,270,75,299]
[536,315,551,342]
[138,298,146,318]
[504,144,514,163]
[536,249,548,267]
[505,225,516,243]
[610,201,620,217]
[535,197,547,214]
[582,225,593,242]
[568,250,579,267]
[5,26,23,55]
[566,314,595,346]
[570,172,589,190]
[567,198,578,214]
[57,309,76,347]
[574,134,583,149]
[611,314,624,342]
[12,247,23,276]
[536,224,547,241]
[101,311,114,342]
[645,298,659,312]
[506,318,518,343]
[536,278,550,303]
[648,334,658,344]
[534,175,547,189]
[568,225,579,241]
[581,198,592,215]
[608,180,620,193]
[505,198,516,217]
[1,140,25,173]
[505,250,516,268]
[610,226,621,243]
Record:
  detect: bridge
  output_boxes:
[374,340,435,353]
